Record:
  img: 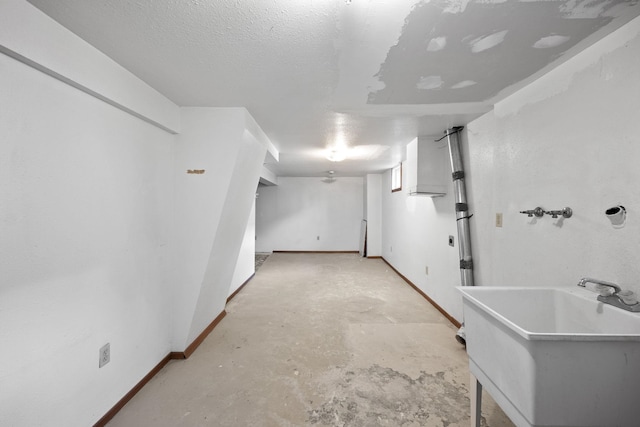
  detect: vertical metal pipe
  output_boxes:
[446,126,474,288]
[445,126,473,344]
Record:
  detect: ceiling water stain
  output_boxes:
[367,0,632,105]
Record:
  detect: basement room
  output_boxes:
[2,1,640,426]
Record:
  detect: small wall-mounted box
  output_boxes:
[406,136,448,197]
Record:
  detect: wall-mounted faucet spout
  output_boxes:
[577,277,640,312]
[577,277,621,294]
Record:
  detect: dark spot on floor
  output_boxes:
[307,364,488,426]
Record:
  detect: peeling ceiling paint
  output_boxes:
[417,75,444,90]
[24,0,640,177]
[427,36,448,52]
[469,30,509,53]
[451,80,477,89]
[534,35,571,49]
[368,0,638,107]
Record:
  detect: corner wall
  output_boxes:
[465,15,640,295]
[256,177,364,252]
[229,199,257,297]
[380,162,462,319]
[171,109,267,348]
[365,174,382,257]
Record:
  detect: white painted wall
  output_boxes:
[229,199,256,297]
[465,15,640,297]
[378,16,640,324]
[0,4,271,425]
[381,157,462,319]
[256,177,364,252]
[172,109,267,347]
[365,174,382,257]
[0,50,174,426]
[188,127,266,343]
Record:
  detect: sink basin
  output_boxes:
[459,286,640,427]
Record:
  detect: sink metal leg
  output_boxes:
[470,373,482,427]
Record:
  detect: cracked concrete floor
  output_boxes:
[107,253,514,427]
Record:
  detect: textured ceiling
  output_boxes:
[26,0,640,177]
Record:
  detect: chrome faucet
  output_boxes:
[577,277,622,295]
[577,277,640,312]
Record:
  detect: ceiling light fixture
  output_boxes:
[326,149,347,162]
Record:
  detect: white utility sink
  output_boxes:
[459,286,640,427]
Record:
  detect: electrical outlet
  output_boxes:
[425,266,429,275]
[448,235,454,247]
[496,213,503,228]
[99,343,110,368]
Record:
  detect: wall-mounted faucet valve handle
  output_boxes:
[544,207,573,218]
[520,207,544,218]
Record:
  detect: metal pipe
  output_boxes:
[445,126,473,345]
[446,127,474,288]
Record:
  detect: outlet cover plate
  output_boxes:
[99,343,110,368]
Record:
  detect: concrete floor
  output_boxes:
[107,253,514,426]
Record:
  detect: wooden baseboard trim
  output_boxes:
[227,274,255,303]
[382,257,461,329]
[367,256,382,259]
[93,353,172,427]
[94,309,227,426]
[182,310,227,359]
[273,250,359,254]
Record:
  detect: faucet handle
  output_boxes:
[619,290,638,306]
[520,207,544,218]
[595,284,616,296]
[545,207,573,219]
